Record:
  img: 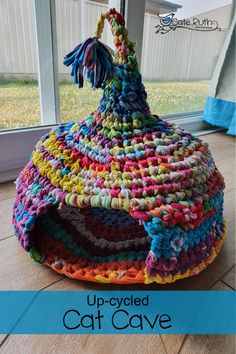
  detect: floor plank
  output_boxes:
[224,190,236,225]
[202,134,235,192]
[179,335,235,354]
[161,334,185,354]
[222,266,235,290]
[0,181,16,201]
[0,198,14,239]
[0,336,7,348]
[0,237,63,290]
[202,132,235,147]
[0,334,166,354]
[203,134,235,194]
[210,281,233,290]
[211,146,235,164]
[215,156,235,194]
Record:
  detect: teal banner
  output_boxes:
[0,291,235,334]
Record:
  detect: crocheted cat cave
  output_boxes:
[13,8,225,284]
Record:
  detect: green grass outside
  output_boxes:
[0,80,210,130]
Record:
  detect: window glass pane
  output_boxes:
[142,0,233,115]
[56,0,233,123]
[56,0,109,124]
[0,0,40,130]
[1,0,233,131]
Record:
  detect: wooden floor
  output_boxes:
[0,132,235,354]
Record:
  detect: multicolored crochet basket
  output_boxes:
[13,8,226,284]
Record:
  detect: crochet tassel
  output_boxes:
[63,37,113,89]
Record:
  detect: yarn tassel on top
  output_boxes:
[63,37,113,89]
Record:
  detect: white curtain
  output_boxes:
[203,15,236,135]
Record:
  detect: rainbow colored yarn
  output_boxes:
[13,8,226,284]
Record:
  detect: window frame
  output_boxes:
[34,0,60,125]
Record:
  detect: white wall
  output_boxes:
[0,0,38,74]
[56,0,108,75]
[0,0,228,80]
[0,0,108,76]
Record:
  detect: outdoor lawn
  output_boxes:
[0,80,210,130]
